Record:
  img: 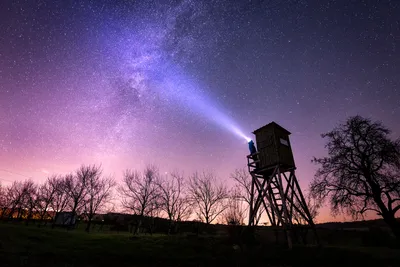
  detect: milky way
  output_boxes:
[1,0,399,222]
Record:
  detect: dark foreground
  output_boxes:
[1,224,400,267]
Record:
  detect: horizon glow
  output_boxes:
[1,0,399,224]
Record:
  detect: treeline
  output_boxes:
[3,115,398,239]
[0,165,253,233]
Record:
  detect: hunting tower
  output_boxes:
[247,122,318,248]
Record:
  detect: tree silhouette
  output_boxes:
[188,172,228,224]
[231,168,264,225]
[50,176,70,224]
[37,176,59,225]
[24,182,38,225]
[292,192,320,225]
[3,180,35,220]
[119,165,160,234]
[83,169,115,232]
[311,115,400,239]
[222,187,246,225]
[65,165,101,227]
[156,171,192,234]
[0,183,5,217]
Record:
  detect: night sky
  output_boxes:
[1,0,399,222]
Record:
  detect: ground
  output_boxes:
[1,223,400,267]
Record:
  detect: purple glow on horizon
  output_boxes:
[1,0,399,223]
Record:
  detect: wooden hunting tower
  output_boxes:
[247,121,319,248]
[252,122,295,172]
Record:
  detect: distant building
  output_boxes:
[54,212,77,226]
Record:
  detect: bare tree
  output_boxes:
[24,182,38,225]
[65,165,100,227]
[156,171,192,233]
[223,187,246,225]
[83,170,115,232]
[231,168,264,225]
[3,180,35,220]
[36,176,59,225]
[50,176,70,224]
[3,181,23,219]
[231,168,252,204]
[310,115,400,239]
[0,183,6,218]
[0,182,16,220]
[188,172,228,224]
[119,165,160,234]
[292,192,320,225]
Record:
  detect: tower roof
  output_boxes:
[252,121,291,135]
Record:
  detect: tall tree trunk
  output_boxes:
[0,207,7,219]
[367,174,400,241]
[86,217,92,232]
[26,206,35,226]
[39,204,49,226]
[25,212,31,225]
[39,212,46,227]
[134,217,142,235]
[11,207,18,220]
[52,212,59,228]
[383,212,400,241]
[17,207,22,220]
[69,205,77,229]
[149,217,155,235]
[7,207,16,220]
[168,219,173,235]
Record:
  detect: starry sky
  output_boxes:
[0,0,399,222]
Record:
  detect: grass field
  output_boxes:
[1,223,400,267]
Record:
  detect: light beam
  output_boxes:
[152,61,252,142]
